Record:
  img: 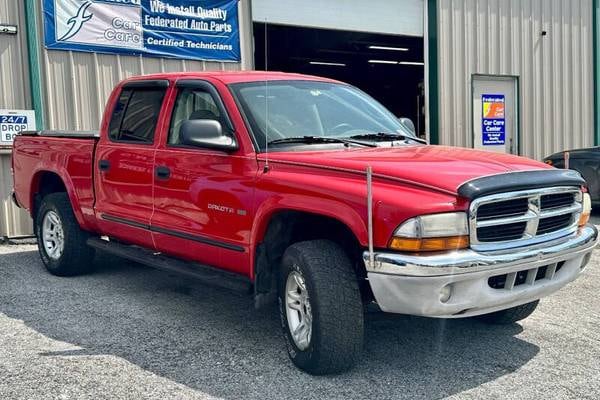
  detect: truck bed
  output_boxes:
[12,132,97,231]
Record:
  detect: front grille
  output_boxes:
[477,198,529,221]
[478,222,527,242]
[541,192,575,209]
[537,214,573,235]
[470,187,582,250]
[488,261,566,290]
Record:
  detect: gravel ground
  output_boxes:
[1,228,600,399]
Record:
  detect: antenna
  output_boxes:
[263,19,270,173]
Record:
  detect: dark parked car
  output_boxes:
[545,147,600,205]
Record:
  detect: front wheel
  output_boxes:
[475,300,539,325]
[278,240,364,375]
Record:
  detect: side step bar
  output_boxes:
[87,237,252,293]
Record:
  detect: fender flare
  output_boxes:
[250,194,369,249]
[30,167,92,231]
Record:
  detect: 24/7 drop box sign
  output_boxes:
[0,110,36,145]
[482,94,506,145]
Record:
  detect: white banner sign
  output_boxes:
[0,110,37,144]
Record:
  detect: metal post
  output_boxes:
[24,0,45,129]
[367,166,374,268]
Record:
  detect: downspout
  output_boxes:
[427,0,439,145]
[594,0,599,146]
[24,0,45,130]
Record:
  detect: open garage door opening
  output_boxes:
[254,23,426,138]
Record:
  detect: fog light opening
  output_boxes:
[440,284,453,303]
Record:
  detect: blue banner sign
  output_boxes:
[481,94,506,146]
[44,0,240,62]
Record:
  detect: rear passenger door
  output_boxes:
[94,80,169,248]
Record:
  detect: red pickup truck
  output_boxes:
[12,71,597,374]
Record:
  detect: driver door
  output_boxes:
[151,80,256,276]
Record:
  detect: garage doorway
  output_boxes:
[253,23,425,138]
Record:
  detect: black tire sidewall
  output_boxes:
[278,251,319,367]
[35,193,93,276]
[277,240,364,374]
[36,199,66,272]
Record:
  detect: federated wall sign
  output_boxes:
[43,0,241,62]
[481,94,506,146]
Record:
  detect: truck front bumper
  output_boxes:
[363,224,598,318]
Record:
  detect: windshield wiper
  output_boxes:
[347,132,428,144]
[268,136,377,147]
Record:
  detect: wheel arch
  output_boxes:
[30,170,88,230]
[252,206,370,307]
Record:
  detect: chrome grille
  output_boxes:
[469,187,583,251]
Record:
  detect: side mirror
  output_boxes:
[398,117,416,135]
[180,119,238,151]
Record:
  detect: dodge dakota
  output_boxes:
[12,71,597,374]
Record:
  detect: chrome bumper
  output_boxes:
[363,225,598,318]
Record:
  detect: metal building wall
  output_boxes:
[33,1,248,132]
[0,0,34,238]
[437,0,594,160]
[0,1,251,238]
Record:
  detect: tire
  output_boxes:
[475,300,539,325]
[35,192,95,276]
[278,240,364,375]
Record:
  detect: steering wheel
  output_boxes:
[329,123,355,135]
[264,120,287,139]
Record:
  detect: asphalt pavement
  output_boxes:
[1,227,599,399]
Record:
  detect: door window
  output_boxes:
[168,88,229,145]
[108,87,167,143]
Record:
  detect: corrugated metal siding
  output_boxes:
[34,0,244,131]
[0,0,34,237]
[0,0,30,110]
[0,150,32,238]
[0,1,249,238]
[437,0,594,160]
[41,50,239,131]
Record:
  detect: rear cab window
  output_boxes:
[108,85,167,144]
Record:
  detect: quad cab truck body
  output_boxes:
[12,72,598,374]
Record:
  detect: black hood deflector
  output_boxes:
[457,169,586,199]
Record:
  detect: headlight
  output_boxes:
[389,212,469,252]
[579,192,592,226]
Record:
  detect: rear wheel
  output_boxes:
[476,300,539,325]
[36,193,95,276]
[278,240,364,375]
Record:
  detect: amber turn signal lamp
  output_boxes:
[579,193,592,226]
[389,235,470,252]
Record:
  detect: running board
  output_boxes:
[87,237,252,293]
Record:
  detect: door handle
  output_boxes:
[155,166,171,180]
[98,159,110,171]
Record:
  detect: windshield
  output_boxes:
[229,80,416,150]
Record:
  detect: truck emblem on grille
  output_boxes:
[524,196,541,237]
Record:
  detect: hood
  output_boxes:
[264,145,550,195]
